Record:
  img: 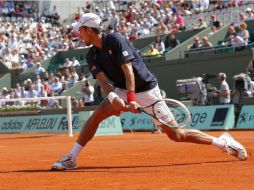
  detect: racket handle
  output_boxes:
[137,107,143,112]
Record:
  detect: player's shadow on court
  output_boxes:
[0,160,240,173]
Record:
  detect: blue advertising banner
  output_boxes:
[0,112,123,136]
[120,105,235,131]
[79,111,123,136]
[120,112,155,131]
[235,105,254,129]
[188,104,235,130]
[0,114,79,133]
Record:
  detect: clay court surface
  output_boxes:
[0,131,253,190]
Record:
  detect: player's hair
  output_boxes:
[82,26,101,34]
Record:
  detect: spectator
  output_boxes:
[128,30,137,41]
[187,36,200,50]
[208,26,218,36]
[144,44,161,57]
[213,73,231,104]
[79,73,87,81]
[34,62,45,75]
[68,74,78,88]
[199,0,210,12]
[82,81,94,106]
[71,96,79,108]
[193,17,207,29]
[209,14,222,29]
[246,7,254,20]
[175,12,185,31]
[0,87,10,106]
[230,33,245,48]
[40,90,49,107]
[42,80,51,96]
[72,57,80,67]
[51,77,63,94]
[193,0,209,12]
[155,19,167,36]
[223,25,236,46]
[238,12,246,23]
[154,36,165,54]
[200,36,213,48]
[52,100,62,109]
[78,98,85,108]
[237,22,249,45]
[164,32,179,50]
[27,84,38,99]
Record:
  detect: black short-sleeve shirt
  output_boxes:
[86,32,157,93]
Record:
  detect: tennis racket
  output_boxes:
[137,99,191,128]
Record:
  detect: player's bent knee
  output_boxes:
[168,128,185,142]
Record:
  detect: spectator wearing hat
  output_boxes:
[246,7,254,20]
[237,22,250,45]
[187,36,200,50]
[34,62,45,75]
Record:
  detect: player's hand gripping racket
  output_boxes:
[137,99,191,128]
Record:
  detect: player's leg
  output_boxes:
[51,99,121,170]
[135,85,247,160]
[158,119,247,160]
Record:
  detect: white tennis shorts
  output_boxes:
[115,85,175,126]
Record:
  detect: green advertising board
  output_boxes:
[0,112,123,136]
[235,105,254,129]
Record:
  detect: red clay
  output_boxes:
[0,131,253,190]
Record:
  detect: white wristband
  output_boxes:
[108,92,119,104]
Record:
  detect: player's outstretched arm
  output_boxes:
[96,72,126,112]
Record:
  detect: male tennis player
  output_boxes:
[52,13,247,170]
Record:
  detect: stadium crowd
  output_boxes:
[0,0,254,108]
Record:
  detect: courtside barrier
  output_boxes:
[120,104,235,131]
[120,112,155,131]
[187,104,235,130]
[235,105,254,129]
[79,111,123,136]
[0,114,79,133]
[0,111,123,136]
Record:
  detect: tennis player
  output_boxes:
[52,13,247,170]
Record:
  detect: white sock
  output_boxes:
[70,142,83,160]
[212,137,226,149]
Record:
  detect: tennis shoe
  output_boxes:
[51,154,77,171]
[219,132,247,161]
